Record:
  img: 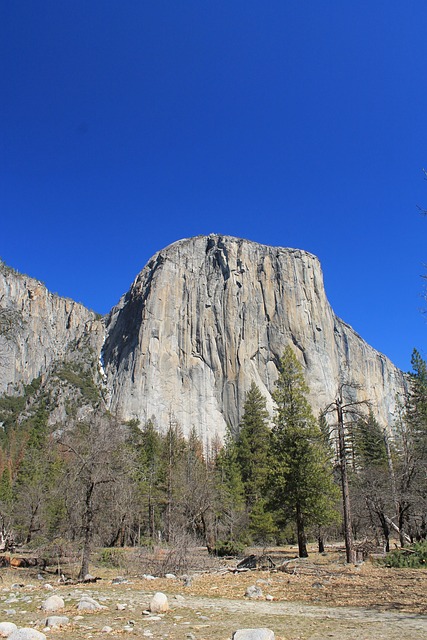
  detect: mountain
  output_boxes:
[0,236,406,441]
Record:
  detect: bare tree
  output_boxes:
[59,414,126,579]
[323,383,369,563]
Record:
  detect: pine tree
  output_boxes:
[271,346,339,557]
[212,428,247,553]
[236,383,276,542]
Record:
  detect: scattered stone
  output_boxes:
[143,631,153,637]
[112,577,127,584]
[143,575,156,581]
[0,622,18,637]
[4,611,16,617]
[4,600,17,606]
[232,629,275,640]
[174,595,185,602]
[142,611,151,616]
[43,585,53,592]
[41,595,65,612]
[265,595,274,601]
[101,626,113,634]
[45,616,69,629]
[149,592,169,614]
[186,634,196,640]
[77,595,106,611]
[116,603,127,611]
[8,630,47,640]
[165,573,176,580]
[311,582,324,589]
[73,615,84,621]
[244,585,263,599]
[10,586,23,591]
[83,573,95,581]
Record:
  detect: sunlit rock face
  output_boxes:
[0,266,104,395]
[102,235,406,443]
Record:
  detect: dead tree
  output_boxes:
[323,383,370,564]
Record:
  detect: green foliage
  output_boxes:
[57,364,100,404]
[248,498,277,543]
[210,538,245,557]
[236,383,270,506]
[98,547,125,567]
[381,541,427,568]
[354,410,387,468]
[270,347,340,556]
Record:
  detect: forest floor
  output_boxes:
[0,544,426,640]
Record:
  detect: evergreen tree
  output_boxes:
[212,428,247,553]
[271,346,339,557]
[236,383,276,542]
[394,348,427,543]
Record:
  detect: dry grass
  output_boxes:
[0,544,426,640]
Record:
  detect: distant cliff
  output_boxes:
[0,262,104,396]
[101,235,406,442]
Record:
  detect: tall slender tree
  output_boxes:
[271,347,339,557]
[236,383,276,542]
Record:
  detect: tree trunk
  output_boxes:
[336,398,355,563]
[296,503,308,558]
[78,482,94,580]
[318,527,325,553]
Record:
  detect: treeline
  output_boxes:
[0,346,426,575]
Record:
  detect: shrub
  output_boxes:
[381,541,427,568]
[210,538,245,557]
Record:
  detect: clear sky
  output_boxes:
[1,1,426,372]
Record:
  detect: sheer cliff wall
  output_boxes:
[102,235,406,442]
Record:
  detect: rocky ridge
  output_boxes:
[102,235,406,441]
[0,237,407,441]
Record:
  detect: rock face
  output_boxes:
[0,263,104,395]
[1,236,407,442]
[102,235,406,441]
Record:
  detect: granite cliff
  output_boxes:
[0,262,104,396]
[101,235,406,442]
[0,237,406,441]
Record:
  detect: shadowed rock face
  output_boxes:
[102,235,406,443]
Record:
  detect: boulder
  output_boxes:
[0,622,18,637]
[41,595,64,612]
[244,585,263,599]
[233,630,275,640]
[45,616,69,629]
[8,630,47,640]
[149,592,169,613]
[77,595,105,611]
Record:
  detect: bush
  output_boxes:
[381,541,427,568]
[98,547,125,568]
[210,539,245,557]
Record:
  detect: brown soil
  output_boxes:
[0,544,426,640]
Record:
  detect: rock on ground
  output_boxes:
[8,630,47,640]
[233,629,275,640]
[45,616,69,629]
[245,585,263,599]
[0,622,18,637]
[77,596,105,611]
[149,592,169,613]
[41,595,65,612]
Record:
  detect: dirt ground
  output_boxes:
[0,544,426,640]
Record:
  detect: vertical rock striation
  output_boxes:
[0,264,104,394]
[102,235,406,442]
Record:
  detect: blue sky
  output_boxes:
[1,1,426,372]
